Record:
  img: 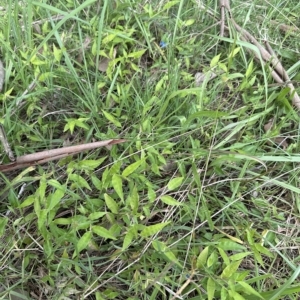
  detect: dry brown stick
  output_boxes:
[223,1,300,109]
[0,139,126,173]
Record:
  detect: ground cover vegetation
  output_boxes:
[0,0,300,299]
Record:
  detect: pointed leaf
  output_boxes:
[197,246,209,269]
[141,222,170,238]
[160,195,183,206]
[76,231,92,254]
[102,110,121,127]
[92,225,116,240]
[207,277,216,300]
[104,193,119,214]
[112,174,123,201]
[167,177,184,190]
[122,160,143,177]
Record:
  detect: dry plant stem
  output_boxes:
[222,1,300,109]
[0,125,15,161]
[0,139,126,173]
[219,0,226,37]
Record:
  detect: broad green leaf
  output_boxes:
[238,282,264,299]
[104,193,119,214]
[48,180,64,190]
[92,226,116,240]
[218,239,246,251]
[207,250,218,268]
[38,175,47,202]
[160,195,183,206]
[91,175,102,191]
[152,240,182,267]
[53,218,73,225]
[128,185,139,213]
[53,43,63,62]
[76,231,92,255]
[122,230,134,251]
[38,209,48,231]
[19,195,35,208]
[221,286,228,300]
[221,260,242,279]
[102,110,121,127]
[230,252,252,261]
[0,217,8,237]
[210,53,221,68]
[167,177,184,191]
[183,19,195,26]
[197,246,209,269]
[88,212,107,220]
[148,188,156,202]
[245,59,254,78]
[69,174,91,190]
[122,160,143,177]
[228,290,245,300]
[141,222,170,238]
[48,189,64,211]
[112,174,123,201]
[207,277,216,300]
[163,0,179,10]
[218,248,230,265]
[229,47,240,58]
[77,157,107,170]
[128,49,146,58]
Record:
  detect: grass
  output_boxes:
[0,0,300,299]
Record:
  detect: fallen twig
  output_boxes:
[0,139,126,173]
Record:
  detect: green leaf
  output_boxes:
[38,209,48,231]
[230,252,252,261]
[91,175,102,191]
[112,174,123,201]
[0,217,8,237]
[183,19,195,26]
[207,277,216,300]
[19,195,35,208]
[238,282,264,299]
[92,226,116,240]
[122,230,134,251]
[152,240,182,267]
[197,246,209,269]
[102,110,121,127]
[128,185,139,213]
[76,231,92,255]
[53,43,63,62]
[221,260,242,279]
[245,59,254,78]
[141,222,170,238]
[128,49,146,58]
[47,189,64,211]
[160,195,183,206]
[210,53,221,68]
[104,193,119,214]
[122,160,143,177]
[167,177,184,190]
[229,47,240,58]
[218,239,246,251]
[88,212,107,220]
[69,174,91,190]
[77,158,107,170]
[228,291,245,300]
[163,0,179,10]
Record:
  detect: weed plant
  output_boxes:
[0,0,300,299]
